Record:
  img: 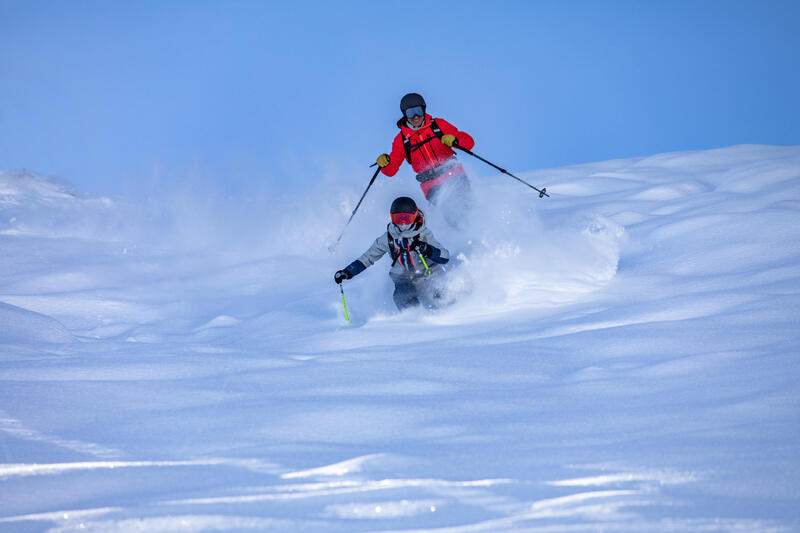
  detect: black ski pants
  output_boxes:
[393,279,420,310]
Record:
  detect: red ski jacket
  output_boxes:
[380,114,475,178]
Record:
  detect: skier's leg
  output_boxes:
[436,174,473,230]
[424,183,442,206]
[393,279,421,310]
[414,271,450,309]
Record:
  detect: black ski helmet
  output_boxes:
[400,93,426,115]
[390,196,418,215]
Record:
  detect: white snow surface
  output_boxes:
[1,144,799,532]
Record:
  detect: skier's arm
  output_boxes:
[435,118,475,151]
[355,232,391,269]
[416,228,450,265]
[341,259,366,278]
[379,134,406,177]
[335,233,389,283]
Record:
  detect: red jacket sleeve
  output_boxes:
[435,118,475,151]
[380,133,406,177]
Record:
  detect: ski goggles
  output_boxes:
[404,105,425,119]
[391,211,418,226]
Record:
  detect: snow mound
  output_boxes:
[0,301,75,344]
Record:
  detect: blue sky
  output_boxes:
[1,0,799,196]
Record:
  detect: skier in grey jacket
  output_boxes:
[334,196,450,310]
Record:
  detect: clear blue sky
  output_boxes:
[1,0,799,195]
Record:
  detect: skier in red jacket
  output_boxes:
[376,93,475,228]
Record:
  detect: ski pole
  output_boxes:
[339,284,350,322]
[330,166,382,251]
[417,252,431,275]
[454,145,549,198]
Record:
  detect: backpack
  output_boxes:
[401,119,444,163]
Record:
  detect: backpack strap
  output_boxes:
[429,118,443,139]
[402,134,412,163]
[388,225,399,266]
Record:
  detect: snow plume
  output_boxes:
[0,156,666,325]
[115,169,385,260]
[0,170,125,241]
[436,177,624,317]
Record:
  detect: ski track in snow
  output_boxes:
[1,145,799,532]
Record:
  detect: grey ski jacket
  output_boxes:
[344,214,450,281]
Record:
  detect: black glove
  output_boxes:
[411,238,431,258]
[334,269,352,284]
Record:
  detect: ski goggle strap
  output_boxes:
[404,105,425,119]
[391,211,418,225]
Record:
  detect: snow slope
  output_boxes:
[1,144,799,532]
